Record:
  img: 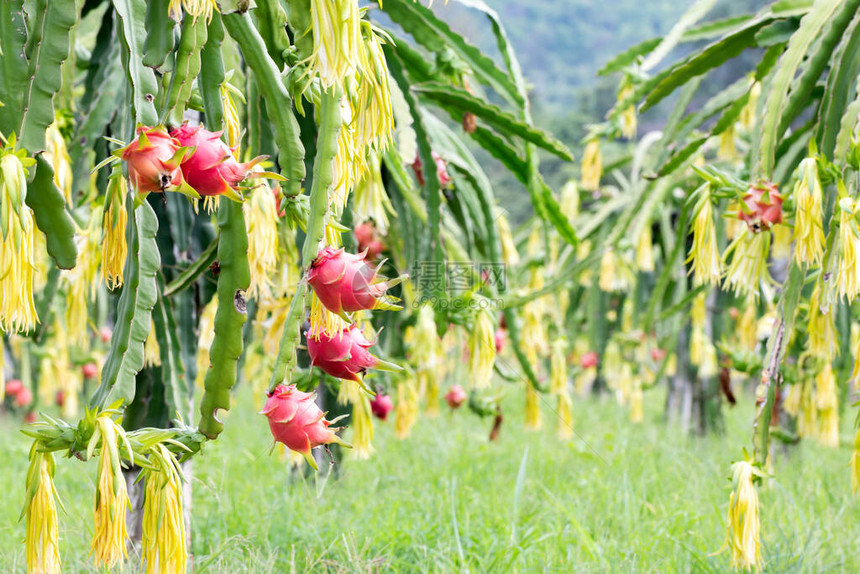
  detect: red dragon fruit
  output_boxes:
[260,384,348,469]
[121,126,190,194]
[170,124,267,201]
[15,386,32,408]
[5,378,23,397]
[354,222,385,260]
[306,324,399,384]
[445,385,467,409]
[494,327,506,353]
[580,351,599,369]
[370,393,394,420]
[307,247,406,316]
[82,362,98,379]
[738,181,783,232]
[412,152,451,187]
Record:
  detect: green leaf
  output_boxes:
[756,0,845,178]
[470,127,528,185]
[113,0,159,125]
[816,9,860,160]
[640,16,771,113]
[151,275,189,420]
[375,0,522,107]
[0,0,28,136]
[640,0,718,72]
[18,0,83,153]
[91,198,160,408]
[682,15,754,42]
[598,38,662,76]
[28,157,77,269]
[413,83,574,161]
[164,236,219,297]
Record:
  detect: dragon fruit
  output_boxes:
[307,246,406,316]
[261,384,348,469]
[370,393,394,421]
[354,222,385,260]
[170,124,266,201]
[738,182,783,232]
[445,385,467,409]
[306,324,399,384]
[412,152,451,187]
[15,386,32,408]
[82,363,98,379]
[580,351,599,369]
[121,126,190,194]
[5,378,23,397]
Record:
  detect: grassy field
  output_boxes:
[1,386,859,573]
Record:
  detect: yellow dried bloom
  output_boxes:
[220,80,244,152]
[308,292,349,339]
[353,150,394,233]
[496,209,519,266]
[557,391,574,439]
[351,393,375,459]
[45,123,73,204]
[195,296,217,389]
[771,223,792,260]
[838,197,860,301]
[599,248,634,292]
[739,81,761,131]
[808,283,837,358]
[102,168,128,289]
[717,124,738,162]
[618,82,637,140]
[793,158,825,266]
[141,444,187,574]
[815,362,839,448]
[246,181,279,300]
[636,225,654,272]
[851,427,860,494]
[549,338,568,395]
[168,0,217,21]
[581,139,602,191]
[144,323,161,367]
[560,180,580,220]
[723,229,771,298]
[24,446,62,574]
[469,308,496,389]
[65,217,101,342]
[395,375,420,439]
[351,22,395,152]
[524,384,542,430]
[725,460,763,571]
[91,414,130,568]
[0,145,39,332]
[688,185,721,287]
[629,379,643,423]
[308,0,362,89]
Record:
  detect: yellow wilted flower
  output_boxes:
[101,167,128,289]
[395,375,420,439]
[246,181,279,300]
[808,283,837,358]
[793,158,825,266]
[556,391,574,439]
[468,308,496,389]
[636,225,654,272]
[220,79,244,152]
[618,81,637,140]
[90,413,130,568]
[815,362,839,448]
[195,296,217,389]
[0,143,39,333]
[353,150,394,233]
[560,180,580,220]
[142,444,187,574]
[308,0,362,89]
[496,209,519,266]
[45,123,73,204]
[550,338,568,395]
[723,229,771,298]
[524,384,542,430]
[599,248,634,292]
[144,323,161,367]
[783,382,801,417]
[725,460,763,571]
[717,125,738,162]
[837,197,860,301]
[168,0,217,21]
[65,217,101,342]
[629,379,644,423]
[581,139,602,191]
[351,389,375,459]
[688,185,721,287]
[352,22,395,152]
[798,378,818,439]
[309,291,349,339]
[771,223,792,260]
[851,427,860,494]
[24,446,62,574]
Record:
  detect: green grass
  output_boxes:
[1,386,859,572]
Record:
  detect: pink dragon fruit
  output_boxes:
[370,393,393,421]
[306,324,399,384]
[411,152,451,187]
[738,181,783,232]
[445,385,467,409]
[82,362,98,379]
[121,126,190,194]
[15,386,32,408]
[170,124,267,201]
[307,246,406,316]
[261,384,348,469]
[354,222,385,260]
[5,379,23,397]
[580,351,599,369]
[494,327,506,353]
